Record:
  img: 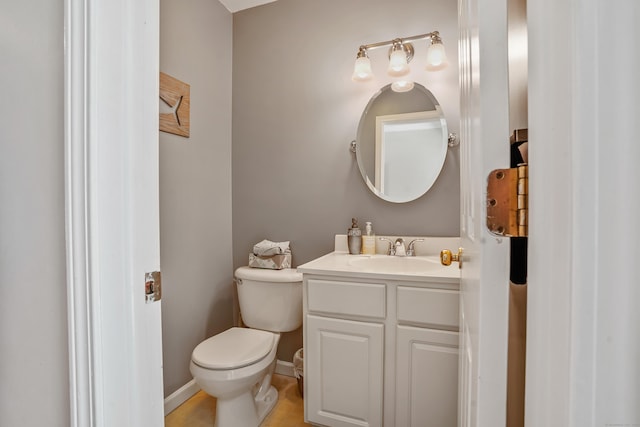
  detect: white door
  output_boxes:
[65,0,164,426]
[457,0,511,425]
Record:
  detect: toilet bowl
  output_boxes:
[190,267,302,427]
[190,328,281,426]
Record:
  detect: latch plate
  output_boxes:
[145,271,161,303]
[486,164,528,237]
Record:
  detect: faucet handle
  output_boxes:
[379,237,394,255]
[406,239,425,256]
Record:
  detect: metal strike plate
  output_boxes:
[486,165,528,237]
[145,271,161,303]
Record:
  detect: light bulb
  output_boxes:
[387,45,410,77]
[391,80,414,93]
[426,42,448,71]
[352,51,373,82]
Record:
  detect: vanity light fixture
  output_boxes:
[351,31,448,92]
[351,47,374,82]
[387,40,412,77]
[425,32,448,71]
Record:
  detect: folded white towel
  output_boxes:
[253,239,290,256]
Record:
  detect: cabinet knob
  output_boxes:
[440,248,463,268]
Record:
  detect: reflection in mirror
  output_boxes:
[356,83,448,203]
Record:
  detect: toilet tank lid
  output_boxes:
[235,266,302,282]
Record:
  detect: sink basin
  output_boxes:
[347,255,442,274]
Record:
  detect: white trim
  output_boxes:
[64,0,98,425]
[164,380,201,416]
[567,2,599,425]
[275,359,295,378]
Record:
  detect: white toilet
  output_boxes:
[190,266,303,427]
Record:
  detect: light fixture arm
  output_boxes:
[357,31,442,52]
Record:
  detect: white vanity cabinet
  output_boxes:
[394,286,460,426]
[305,278,386,427]
[301,264,460,427]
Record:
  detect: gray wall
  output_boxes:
[0,1,70,426]
[232,0,460,361]
[160,0,234,397]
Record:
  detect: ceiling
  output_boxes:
[218,0,278,13]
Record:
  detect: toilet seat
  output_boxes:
[192,327,275,370]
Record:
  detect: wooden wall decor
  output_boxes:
[159,72,190,137]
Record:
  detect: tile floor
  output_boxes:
[165,374,311,427]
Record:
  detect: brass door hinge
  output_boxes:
[486,164,528,237]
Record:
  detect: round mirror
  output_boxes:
[355,83,448,203]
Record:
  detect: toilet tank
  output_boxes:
[234,267,303,332]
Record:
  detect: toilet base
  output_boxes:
[190,330,283,427]
[214,385,278,427]
[256,385,278,424]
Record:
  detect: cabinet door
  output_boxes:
[306,315,384,427]
[395,325,459,427]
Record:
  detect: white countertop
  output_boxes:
[297,236,461,283]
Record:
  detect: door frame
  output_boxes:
[64,0,163,426]
[525,0,575,423]
[527,0,640,425]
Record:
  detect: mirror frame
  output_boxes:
[355,83,449,203]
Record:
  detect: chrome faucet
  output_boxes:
[379,237,425,256]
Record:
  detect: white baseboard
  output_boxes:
[164,379,200,416]
[275,359,295,377]
[164,359,294,416]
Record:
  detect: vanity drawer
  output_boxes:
[307,279,386,319]
[397,286,459,330]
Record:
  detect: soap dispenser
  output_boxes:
[362,222,376,255]
[347,218,362,255]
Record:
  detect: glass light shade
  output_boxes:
[387,48,410,77]
[352,56,374,82]
[425,42,448,71]
[391,80,414,93]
